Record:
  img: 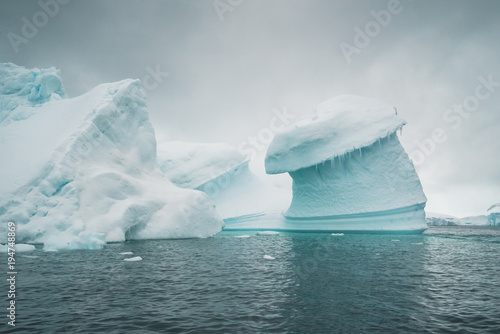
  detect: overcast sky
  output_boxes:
[1,0,499,217]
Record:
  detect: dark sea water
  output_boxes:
[3,226,500,333]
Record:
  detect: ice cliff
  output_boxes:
[0,63,223,250]
[265,95,427,231]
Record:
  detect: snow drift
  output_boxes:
[0,63,223,250]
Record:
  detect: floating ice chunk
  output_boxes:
[331,233,344,236]
[391,240,400,242]
[0,244,36,252]
[411,242,423,245]
[120,252,134,255]
[124,256,142,262]
[21,255,39,258]
[234,235,251,238]
[263,255,276,260]
[257,231,280,235]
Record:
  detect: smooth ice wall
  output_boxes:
[286,133,427,217]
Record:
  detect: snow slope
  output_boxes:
[157,142,291,220]
[0,64,222,250]
[158,142,248,189]
[265,95,405,174]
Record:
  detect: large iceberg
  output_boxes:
[488,203,500,226]
[0,63,223,250]
[157,142,291,224]
[263,95,428,232]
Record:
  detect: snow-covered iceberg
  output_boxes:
[0,63,223,251]
[157,142,291,224]
[263,95,427,232]
[488,203,500,226]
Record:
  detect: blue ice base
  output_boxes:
[222,204,428,234]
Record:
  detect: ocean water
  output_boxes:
[3,226,500,333]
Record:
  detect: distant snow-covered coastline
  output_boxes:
[426,211,496,226]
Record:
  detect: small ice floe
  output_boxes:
[257,231,280,236]
[119,252,134,255]
[331,233,344,236]
[21,255,39,259]
[123,256,142,262]
[391,240,400,242]
[375,253,381,256]
[234,235,251,238]
[263,255,276,260]
[0,244,36,252]
[411,242,423,245]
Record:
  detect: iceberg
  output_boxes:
[0,63,223,251]
[488,203,500,226]
[0,243,36,252]
[263,95,428,232]
[157,142,291,222]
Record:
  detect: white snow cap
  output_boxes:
[157,142,247,189]
[265,95,406,174]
